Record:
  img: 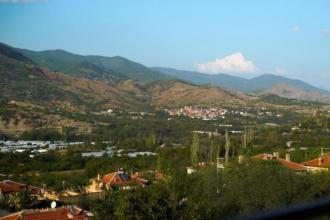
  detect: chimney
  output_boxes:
[273,152,279,158]
[319,158,322,166]
[285,154,290,161]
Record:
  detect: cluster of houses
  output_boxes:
[256,106,282,118]
[164,106,283,121]
[0,169,165,219]
[165,106,228,120]
[186,152,330,174]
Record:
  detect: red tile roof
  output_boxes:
[102,170,148,187]
[0,206,91,220]
[0,181,43,197]
[301,155,330,168]
[0,180,26,195]
[132,170,166,181]
[253,153,307,172]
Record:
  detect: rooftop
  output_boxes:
[102,169,148,187]
[253,153,308,172]
[0,206,91,220]
[301,155,330,168]
[0,180,26,195]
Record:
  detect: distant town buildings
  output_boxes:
[165,106,227,120]
[164,105,281,121]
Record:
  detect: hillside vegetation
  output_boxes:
[1,42,328,137]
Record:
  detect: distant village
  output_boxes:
[164,106,282,121]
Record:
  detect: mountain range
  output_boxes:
[153,67,330,103]
[0,43,251,112]
[0,42,329,107]
[0,42,327,136]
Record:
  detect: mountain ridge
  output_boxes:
[2,42,329,107]
[16,48,170,82]
[153,67,330,103]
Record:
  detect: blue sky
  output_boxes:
[0,0,330,89]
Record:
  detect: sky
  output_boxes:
[0,0,330,89]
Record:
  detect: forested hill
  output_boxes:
[16,48,170,82]
[0,43,153,111]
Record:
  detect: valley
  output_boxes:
[1,42,330,220]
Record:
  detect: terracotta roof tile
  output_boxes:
[253,153,307,171]
[102,171,147,187]
[301,155,330,168]
[0,206,90,220]
[0,180,26,195]
[276,158,307,171]
[132,171,166,181]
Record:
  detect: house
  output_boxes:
[85,168,149,191]
[301,155,330,170]
[131,170,166,182]
[101,168,148,189]
[41,186,105,203]
[0,206,92,220]
[253,153,308,172]
[0,180,26,196]
[0,180,45,200]
[187,162,214,174]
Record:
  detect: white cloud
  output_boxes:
[291,26,301,32]
[196,52,257,74]
[321,28,330,36]
[274,67,288,76]
[0,0,46,3]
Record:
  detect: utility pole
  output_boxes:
[209,134,214,163]
[225,129,230,164]
[216,157,220,194]
[243,127,247,149]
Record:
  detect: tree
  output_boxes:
[191,132,199,165]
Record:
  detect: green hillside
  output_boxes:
[17,48,169,82]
